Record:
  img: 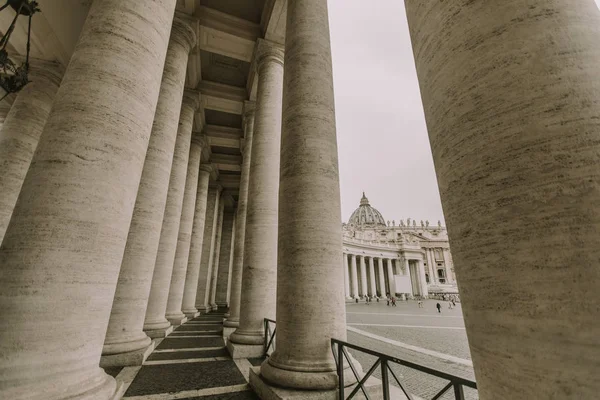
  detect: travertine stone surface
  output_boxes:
[209,197,225,310]
[229,39,284,348]
[387,260,396,295]
[215,211,236,306]
[103,14,196,356]
[224,211,237,307]
[368,257,377,296]
[359,256,367,295]
[0,61,63,245]
[350,255,359,297]
[224,102,255,329]
[404,1,600,398]
[342,253,350,297]
[145,90,200,333]
[0,1,175,398]
[181,164,212,316]
[260,0,348,389]
[195,185,221,311]
[166,132,204,324]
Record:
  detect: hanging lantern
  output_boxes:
[0,0,40,101]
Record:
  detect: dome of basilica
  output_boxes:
[348,192,386,228]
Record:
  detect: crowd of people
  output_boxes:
[352,293,458,313]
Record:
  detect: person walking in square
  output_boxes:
[436,302,441,313]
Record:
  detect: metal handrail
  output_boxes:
[331,338,477,400]
[263,318,276,356]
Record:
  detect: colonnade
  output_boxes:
[0,0,347,398]
[343,253,397,297]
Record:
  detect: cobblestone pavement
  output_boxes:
[344,300,478,400]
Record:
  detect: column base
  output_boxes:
[250,367,383,400]
[167,315,188,326]
[223,326,236,338]
[184,311,200,318]
[196,305,210,313]
[227,340,264,359]
[144,325,174,339]
[100,340,156,367]
[210,303,218,311]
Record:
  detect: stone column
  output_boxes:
[406,2,600,397]
[228,39,284,358]
[0,1,175,398]
[165,132,204,325]
[386,259,395,296]
[0,61,63,244]
[368,257,377,296]
[359,256,368,296]
[441,248,453,284]
[350,254,359,297]
[224,102,255,331]
[102,15,197,364]
[216,211,236,308]
[209,197,225,310]
[377,257,386,297]
[181,164,212,317]
[418,259,429,297]
[343,253,351,298]
[258,0,351,390]
[144,90,200,335]
[196,185,221,312]
[225,212,237,308]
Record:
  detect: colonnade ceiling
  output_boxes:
[0,0,287,206]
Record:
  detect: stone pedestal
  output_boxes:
[103,14,197,363]
[166,133,204,324]
[100,340,157,368]
[228,40,284,356]
[224,102,255,329]
[181,164,212,317]
[0,1,176,398]
[405,1,600,398]
[144,90,200,335]
[259,0,356,391]
[0,61,63,244]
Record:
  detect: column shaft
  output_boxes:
[181,164,212,316]
[229,40,284,351]
[215,211,236,307]
[343,253,350,298]
[224,103,255,328]
[350,254,359,297]
[377,258,386,297]
[209,198,225,310]
[165,132,203,324]
[260,0,349,389]
[368,257,377,296]
[144,91,199,334]
[405,2,600,396]
[359,256,367,296]
[386,259,395,296]
[0,0,175,398]
[196,185,221,311]
[0,61,63,244]
[103,15,197,357]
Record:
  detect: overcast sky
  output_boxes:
[328,0,600,225]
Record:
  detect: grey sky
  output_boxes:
[329,0,444,225]
[328,0,600,224]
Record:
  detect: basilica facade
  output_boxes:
[342,193,457,299]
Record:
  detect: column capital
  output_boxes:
[254,39,284,71]
[182,89,201,111]
[172,12,199,52]
[199,163,213,174]
[191,131,206,146]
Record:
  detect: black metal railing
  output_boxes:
[263,318,276,356]
[331,338,477,400]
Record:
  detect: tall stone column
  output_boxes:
[417,259,429,297]
[224,102,255,331]
[377,257,386,297]
[209,197,225,310]
[216,211,236,308]
[181,164,212,316]
[350,254,359,297]
[102,14,197,364]
[359,256,367,296]
[196,185,222,312]
[225,212,237,308]
[386,259,395,296]
[228,39,284,358]
[343,253,351,298]
[405,2,600,397]
[258,0,351,390]
[441,248,453,284]
[368,257,377,296]
[144,90,200,335]
[165,132,204,325]
[0,1,175,398]
[0,61,63,244]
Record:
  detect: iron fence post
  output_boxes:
[453,382,465,400]
[381,359,390,400]
[338,342,345,400]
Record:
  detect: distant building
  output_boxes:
[342,193,457,298]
